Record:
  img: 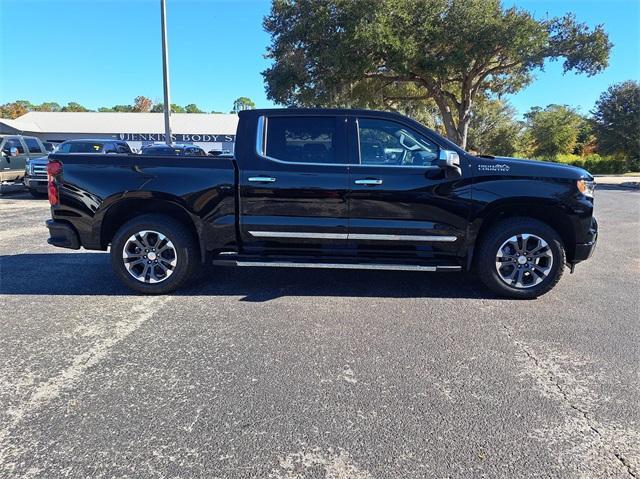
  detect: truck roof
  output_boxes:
[239,108,406,118]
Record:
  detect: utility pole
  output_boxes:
[160,0,172,146]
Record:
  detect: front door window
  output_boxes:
[358,118,439,167]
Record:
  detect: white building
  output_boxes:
[0,112,238,153]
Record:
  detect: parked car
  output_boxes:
[25,139,132,197]
[141,144,208,156]
[45,108,597,298]
[208,149,233,157]
[0,135,48,190]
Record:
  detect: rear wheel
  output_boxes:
[477,217,565,299]
[111,214,199,294]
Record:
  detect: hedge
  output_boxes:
[534,153,639,175]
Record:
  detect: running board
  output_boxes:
[213,259,461,272]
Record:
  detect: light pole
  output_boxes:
[160,0,172,146]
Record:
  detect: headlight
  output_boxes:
[577,179,595,198]
[25,162,32,175]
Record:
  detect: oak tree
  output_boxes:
[263,0,611,148]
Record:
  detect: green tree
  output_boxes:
[111,104,134,112]
[37,102,62,112]
[592,80,640,159]
[263,0,611,148]
[466,98,521,156]
[231,97,255,113]
[62,102,90,112]
[524,105,585,157]
[150,103,185,113]
[15,100,35,111]
[185,103,204,113]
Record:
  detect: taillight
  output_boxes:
[46,161,62,176]
[46,160,62,206]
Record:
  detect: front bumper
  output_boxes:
[24,176,48,192]
[572,217,598,263]
[46,219,81,250]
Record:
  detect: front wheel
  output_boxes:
[111,214,199,294]
[477,217,565,299]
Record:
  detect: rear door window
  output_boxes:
[265,116,344,164]
[24,138,43,153]
[68,142,104,153]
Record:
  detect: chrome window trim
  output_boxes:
[255,115,266,156]
[254,114,456,170]
[249,231,457,242]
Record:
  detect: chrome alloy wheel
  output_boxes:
[122,230,177,284]
[495,233,554,289]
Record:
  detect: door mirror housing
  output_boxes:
[437,149,460,168]
[436,149,462,177]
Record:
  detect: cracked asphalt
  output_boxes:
[0,186,638,478]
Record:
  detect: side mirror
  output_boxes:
[436,149,460,168]
[10,147,19,157]
[436,149,462,177]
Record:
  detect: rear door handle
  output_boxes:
[354,178,383,186]
[248,176,277,183]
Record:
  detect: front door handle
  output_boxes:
[354,178,383,186]
[248,176,277,183]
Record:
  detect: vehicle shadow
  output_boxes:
[0,190,41,200]
[0,252,498,301]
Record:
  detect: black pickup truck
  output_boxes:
[45,108,597,298]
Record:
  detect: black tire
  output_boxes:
[29,189,48,199]
[476,217,565,299]
[110,214,200,294]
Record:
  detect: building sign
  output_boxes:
[115,133,235,142]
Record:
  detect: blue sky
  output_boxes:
[0,0,638,117]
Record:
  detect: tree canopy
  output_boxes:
[263,0,611,148]
[231,97,256,113]
[466,98,521,157]
[524,104,586,157]
[132,96,153,112]
[592,80,640,159]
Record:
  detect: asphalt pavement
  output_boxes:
[0,186,638,478]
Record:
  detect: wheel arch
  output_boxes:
[468,199,577,268]
[100,195,206,262]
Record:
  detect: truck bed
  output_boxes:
[49,153,238,253]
